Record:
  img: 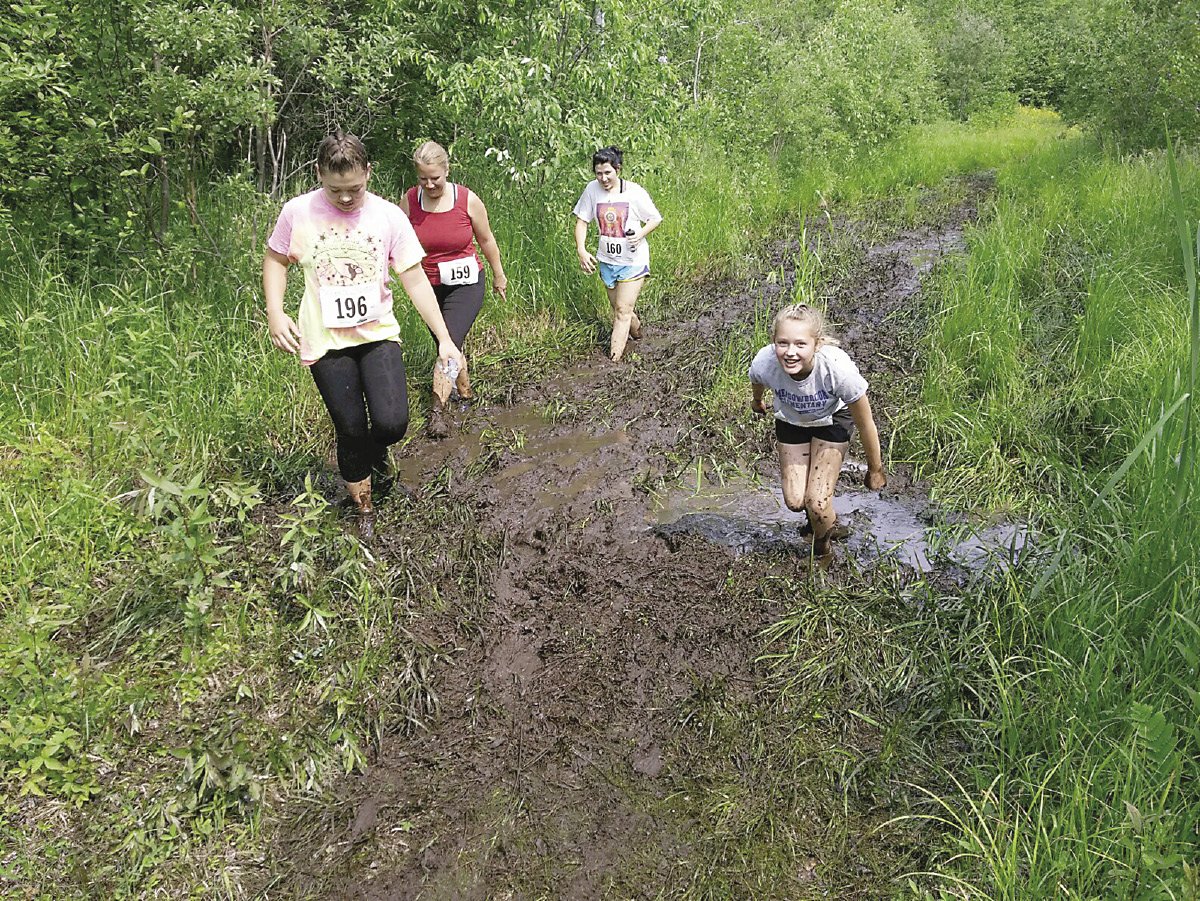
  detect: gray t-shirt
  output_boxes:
[748,344,868,427]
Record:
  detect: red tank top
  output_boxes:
[405,183,482,285]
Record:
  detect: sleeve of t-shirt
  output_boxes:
[830,349,869,403]
[571,183,596,222]
[387,206,426,273]
[267,200,295,258]
[748,345,775,384]
[633,184,662,224]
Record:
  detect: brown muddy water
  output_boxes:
[271,176,1017,898]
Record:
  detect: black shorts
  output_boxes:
[775,407,854,445]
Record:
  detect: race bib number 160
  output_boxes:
[600,237,626,258]
[319,283,383,329]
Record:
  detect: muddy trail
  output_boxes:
[272,176,1007,899]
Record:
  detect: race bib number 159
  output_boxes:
[437,255,480,286]
[319,283,383,329]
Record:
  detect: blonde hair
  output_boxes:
[771,303,840,347]
[413,140,450,170]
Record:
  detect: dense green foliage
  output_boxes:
[4,0,1200,894]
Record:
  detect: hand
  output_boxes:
[577,249,597,274]
[268,309,301,355]
[751,397,768,417]
[865,468,887,490]
[493,280,507,300]
[627,229,643,252]
[437,338,465,375]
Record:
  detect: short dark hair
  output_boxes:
[317,131,370,174]
[592,145,623,170]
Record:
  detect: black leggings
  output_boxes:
[430,280,485,350]
[309,340,409,482]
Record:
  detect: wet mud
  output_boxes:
[271,176,1008,898]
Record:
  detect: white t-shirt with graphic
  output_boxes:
[572,179,661,268]
[748,344,869,427]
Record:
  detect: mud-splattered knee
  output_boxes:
[805,495,833,518]
[784,496,806,514]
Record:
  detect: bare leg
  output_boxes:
[777,441,812,517]
[806,437,849,554]
[607,277,645,362]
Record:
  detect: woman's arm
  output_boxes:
[847,394,887,489]
[397,190,411,216]
[467,191,507,299]
[633,215,663,241]
[263,248,300,354]
[573,217,596,273]
[395,263,465,372]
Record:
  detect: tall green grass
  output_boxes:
[897,130,1200,896]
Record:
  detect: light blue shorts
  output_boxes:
[598,262,650,289]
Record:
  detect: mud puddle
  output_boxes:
[271,175,1003,899]
[653,468,1031,574]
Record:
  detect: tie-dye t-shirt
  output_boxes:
[748,344,868,427]
[268,188,425,366]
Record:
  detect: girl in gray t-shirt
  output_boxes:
[749,304,887,556]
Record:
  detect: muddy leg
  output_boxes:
[431,364,453,409]
[607,278,645,362]
[805,438,848,554]
[428,364,452,439]
[777,441,812,520]
[345,476,375,539]
[455,364,474,401]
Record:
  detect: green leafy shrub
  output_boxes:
[934,7,1015,120]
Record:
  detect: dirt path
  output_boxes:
[272,176,995,899]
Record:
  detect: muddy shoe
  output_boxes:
[345,476,375,540]
[426,408,450,440]
[800,519,850,540]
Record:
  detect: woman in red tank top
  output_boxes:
[399,141,508,438]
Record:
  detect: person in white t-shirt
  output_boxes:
[749,304,887,557]
[572,146,663,362]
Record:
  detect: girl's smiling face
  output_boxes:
[773,318,819,378]
[319,164,370,212]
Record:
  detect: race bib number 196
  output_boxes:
[319,283,384,329]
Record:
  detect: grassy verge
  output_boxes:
[896,133,1200,896]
